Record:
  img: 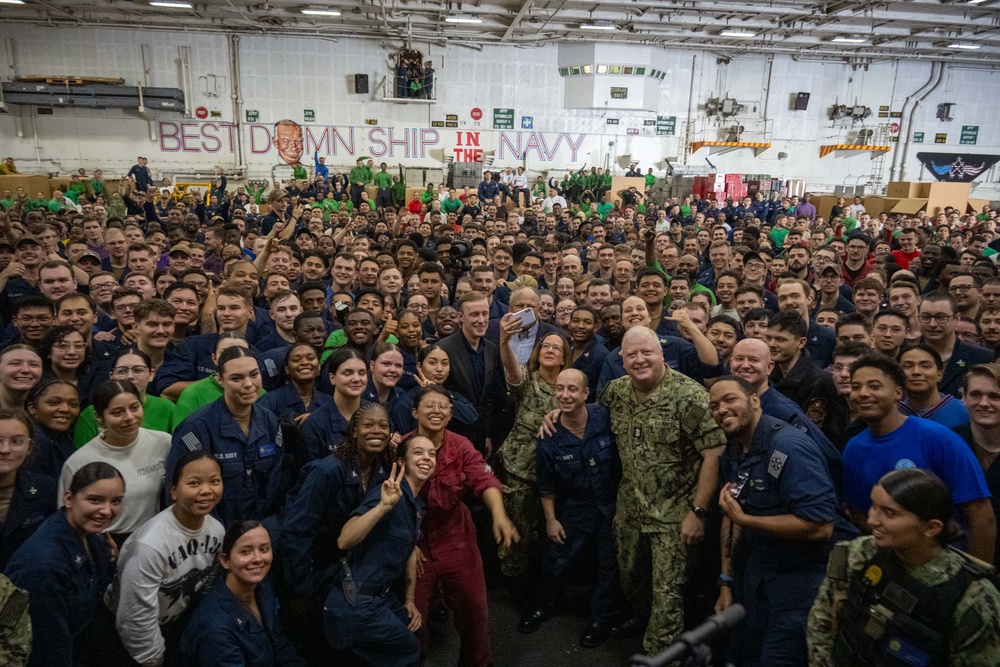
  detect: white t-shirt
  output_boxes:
[107,507,224,664]
[59,427,171,534]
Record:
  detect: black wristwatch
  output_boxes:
[689,503,708,520]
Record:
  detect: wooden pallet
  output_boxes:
[13,75,126,86]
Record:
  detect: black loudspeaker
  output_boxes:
[354,74,369,94]
[794,92,810,110]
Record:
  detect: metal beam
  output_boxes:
[502,0,535,41]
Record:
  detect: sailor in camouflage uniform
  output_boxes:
[0,573,30,667]
[807,468,1000,667]
[600,327,726,654]
[496,319,569,580]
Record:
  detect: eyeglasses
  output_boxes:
[53,341,86,351]
[948,284,976,293]
[0,436,29,449]
[112,366,150,377]
[539,343,564,351]
[115,303,138,311]
[420,402,452,412]
[918,313,953,324]
[90,282,116,291]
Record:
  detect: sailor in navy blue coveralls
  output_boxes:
[535,402,624,623]
[323,476,423,667]
[166,397,284,525]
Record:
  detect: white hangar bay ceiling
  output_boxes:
[2,0,999,62]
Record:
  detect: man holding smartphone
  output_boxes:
[486,287,561,364]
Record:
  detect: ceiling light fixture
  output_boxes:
[149,1,193,7]
[301,8,341,15]
[969,0,989,4]
[720,29,756,37]
[832,35,867,43]
[445,14,482,23]
[580,22,616,31]
[948,42,981,49]
[0,0,26,5]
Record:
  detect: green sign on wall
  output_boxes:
[960,125,979,145]
[493,108,514,129]
[656,115,676,136]
[913,132,924,144]
[304,109,315,122]
[245,110,259,123]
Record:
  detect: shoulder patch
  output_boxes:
[682,405,708,433]
[181,431,203,452]
[768,450,788,478]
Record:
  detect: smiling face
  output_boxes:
[900,347,942,397]
[332,357,368,399]
[354,406,392,457]
[413,390,453,433]
[0,417,31,477]
[401,436,438,484]
[98,391,144,443]
[222,526,272,587]
[621,328,664,390]
[709,380,759,438]
[850,365,903,422]
[64,476,125,535]
[419,348,451,384]
[170,456,223,519]
[867,483,939,551]
[218,356,262,409]
[371,350,404,389]
[50,331,87,372]
[621,296,651,330]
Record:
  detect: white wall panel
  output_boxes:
[2,24,999,198]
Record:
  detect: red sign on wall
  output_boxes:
[470,107,483,121]
[195,106,208,120]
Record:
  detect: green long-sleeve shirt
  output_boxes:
[442,197,463,214]
[420,190,436,204]
[645,174,656,188]
[349,165,368,185]
[244,184,266,204]
[373,170,393,189]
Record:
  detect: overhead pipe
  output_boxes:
[888,61,940,181]
[229,34,246,171]
[899,62,945,182]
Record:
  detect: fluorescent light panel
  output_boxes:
[445,15,482,23]
[948,42,981,49]
[721,29,756,37]
[301,8,341,15]
[832,36,867,43]
[0,0,26,5]
[580,22,616,31]
[150,1,192,7]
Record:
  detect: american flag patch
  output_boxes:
[182,432,203,452]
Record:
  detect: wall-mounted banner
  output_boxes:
[156,121,588,166]
[916,152,1000,182]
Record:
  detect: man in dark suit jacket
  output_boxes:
[484,286,562,365]
[436,291,506,455]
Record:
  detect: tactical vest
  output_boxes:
[832,547,989,667]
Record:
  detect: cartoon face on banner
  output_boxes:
[916,152,1000,183]
[273,120,304,165]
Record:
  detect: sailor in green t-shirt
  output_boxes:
[313,192,339,222]
[442,188,463,214]
[420,183,436,205]
[373,162,393,209]
[644,168,657,190]
[531,177,547,201]
[348,157,369,209]
[597,198,613,220]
